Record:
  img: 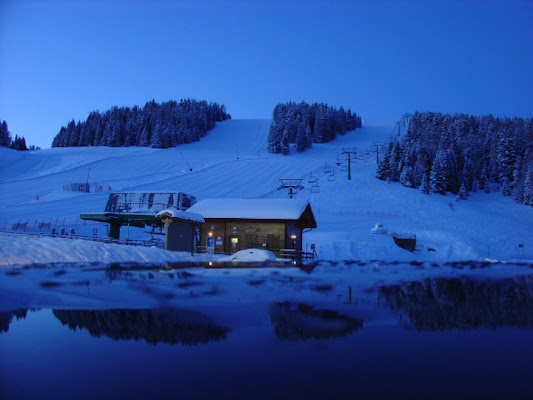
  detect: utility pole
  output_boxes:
[86,168,91,192]
[341,148,357,180]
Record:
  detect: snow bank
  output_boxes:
[0,233,211,266]
[217,249,277,263]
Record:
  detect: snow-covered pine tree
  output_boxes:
[497,135,516,188]
[457,183,469,201]
[420,174,430,195]
[388,141,402,182]
[280,127,290,155]
[430,149,448,195]
[461,154,474,192]
[376,142,393,181]
[267,123,282,154]
[523,164,533,206]
[400,165,415,188]
[295,121,311,152]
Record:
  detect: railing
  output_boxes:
[1,229,164,248]
[279,249,316,260]
[107,201,180,214]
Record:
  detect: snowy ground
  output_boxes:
[0,119,532,266]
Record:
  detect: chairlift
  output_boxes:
[340,164,348,172]
[311,184,320,193]
[308,173,318,184]
[323,163,332,174]
[327,170,336,181]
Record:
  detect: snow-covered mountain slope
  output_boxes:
[0,119,532,263]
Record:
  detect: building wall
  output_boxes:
[165,220,196,253]
[200,219,301,255]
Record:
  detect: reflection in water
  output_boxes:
[0,309,37,333]
[379,275,533,331]
[53,308,230,345]
[269,302,363,341]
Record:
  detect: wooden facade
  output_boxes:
[195,202,317,256]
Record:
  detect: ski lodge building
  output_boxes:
[80,193,317,258]
[186,198,317,257]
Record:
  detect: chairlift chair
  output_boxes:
[311,184,320,193]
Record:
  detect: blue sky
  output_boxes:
[1,0,532,149]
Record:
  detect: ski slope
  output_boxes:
[1,119,532,264]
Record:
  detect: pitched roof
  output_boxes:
[187,198,317,227]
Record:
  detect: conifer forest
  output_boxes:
[51,99,231,148]
[376,112,533,206]
[267,101,362,154]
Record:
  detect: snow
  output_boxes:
[187,198,311,220]
[0,232,210,266]
[155,209,204,223]
[0,119,532,266]
[217,248,277,263]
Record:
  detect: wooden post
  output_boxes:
[109,221,121,240]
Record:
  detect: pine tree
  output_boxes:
[11,135,28,151]
[295,121,312,152]
[461,155,475,192]
[523,164,533,206]
[501,176,512,196]
[430,149,448,195]
[388,142,402,182]
[267,123,282,154]
[0,120,12,147]
[457,183,469,201]
[400,165,415,188]
[376,143,393,181]
[280,127,290,155]
[420,174,430,195]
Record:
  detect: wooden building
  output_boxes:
[156,210,204,254]
[186,198,317,256]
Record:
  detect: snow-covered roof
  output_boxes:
[156,209,204,223]
[187,198,315,222]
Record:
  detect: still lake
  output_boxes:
[1,262,532,399]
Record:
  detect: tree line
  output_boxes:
[376,111,533,206]
[51,99,231,148]
[0,120,40,151]
[267,101,362,154]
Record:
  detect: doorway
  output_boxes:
[229,236,240,253]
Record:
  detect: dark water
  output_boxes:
[1,272,533,400]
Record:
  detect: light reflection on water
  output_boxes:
[1,268,533,399]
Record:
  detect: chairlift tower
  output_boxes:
[371,142,386,164]
[278,179,304,198]
[341,148,357,180]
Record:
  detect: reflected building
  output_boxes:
[269,302,363,341]
[53,308,230,345]
[379,275,533,330]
